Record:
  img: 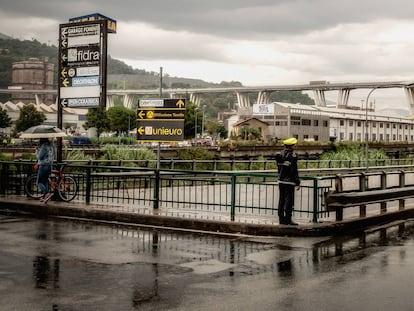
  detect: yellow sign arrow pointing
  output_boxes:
[176,99,185,108]
[138,110,145,119]
[62,78,69,87]
[137,126,145,135]
[61,39,67,48]
[61,68,67,78]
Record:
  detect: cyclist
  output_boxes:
[36,138,56,202]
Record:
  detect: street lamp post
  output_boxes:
[194,107,198,140]
[364,87,377,170]
[201,104,206,138]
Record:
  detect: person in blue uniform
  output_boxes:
[275,137,301,225]
[36,138,56,202]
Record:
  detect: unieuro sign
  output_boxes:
[69,13,117,33]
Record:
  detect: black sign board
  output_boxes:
[137,99,186,142]
[58,20,107,108]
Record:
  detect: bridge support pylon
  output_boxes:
[404,87,414,115]
[313,89,326,107]
[236,92,250,108]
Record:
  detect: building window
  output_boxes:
[313,120,319,126]
[323,120,328,127]
[386,123,390,129]
[372,133,376,141]
[379,134,383,141]
[349,121,353,126]
[349,133,353,141]
[386,134,390,141]
[340,132,344,141]
[340,120,345,126]
[301,119,311,126]
[313,135,319,141]
[393,124,396,129]
[372,122,376,128]
[380,123,383,128]
[357,133,361,141]
[357,121,361,127]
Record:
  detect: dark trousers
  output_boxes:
[37,165,51,195]
[278,183,295,224]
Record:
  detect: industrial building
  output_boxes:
[230,102,414,143]
[10,57,55,105]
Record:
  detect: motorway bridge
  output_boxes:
[2,80,414,112]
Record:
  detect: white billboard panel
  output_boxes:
[252,103,275,115]
[60,85,100,98]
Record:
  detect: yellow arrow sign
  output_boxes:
[62,78,69,87]
[138,110,146,119]
[137,126,145,135]
[61,39,67,48]
[176,99,185,108]
[61,68,67,78]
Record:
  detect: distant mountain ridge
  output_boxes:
[0,33,12,40]
[0,32,242,90]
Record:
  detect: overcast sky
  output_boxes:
[1,0,414,110]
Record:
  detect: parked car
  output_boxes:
[71,136,92,145]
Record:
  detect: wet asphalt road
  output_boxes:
[1,215,414,311]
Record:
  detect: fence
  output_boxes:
[0,160,334,223]
[2,160,414,224]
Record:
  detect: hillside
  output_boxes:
[0,32,314,107]
[0,33,242,92]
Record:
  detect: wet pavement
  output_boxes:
[1,214,414,310]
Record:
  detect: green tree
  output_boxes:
[83,108,110,137]
[238,126,262,140]
[106,106,135,134]
[184,102,202,139]
[206,120,227,139]
[0,106,12,129]
[14,104,46,133]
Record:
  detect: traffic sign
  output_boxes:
[58,19,108,108]
[137,109,185,120]
[136,120,184,141]
[137,98,186,142]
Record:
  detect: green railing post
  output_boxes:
[230,174,236,221]
[312,178,319,223]
[153,169,160,209]
[85,164,92,204]
[0,162,8,195]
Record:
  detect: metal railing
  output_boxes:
[0,161,334,223]
[2,160,414,224]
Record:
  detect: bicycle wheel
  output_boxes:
[57,176,78,202]
[24,175,43,199]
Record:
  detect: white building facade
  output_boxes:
[251,102,414,143]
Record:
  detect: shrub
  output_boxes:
[99,145,156,167]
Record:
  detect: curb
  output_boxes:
[1,197,414,237]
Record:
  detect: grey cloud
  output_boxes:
[2,0,414,38]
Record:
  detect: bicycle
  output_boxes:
[25,163,78,202]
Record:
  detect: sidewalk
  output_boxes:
[1,195,414,237]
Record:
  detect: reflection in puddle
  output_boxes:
[33,256,60,289]
[21,218,414,310]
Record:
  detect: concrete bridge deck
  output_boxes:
[1,195,414,237]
